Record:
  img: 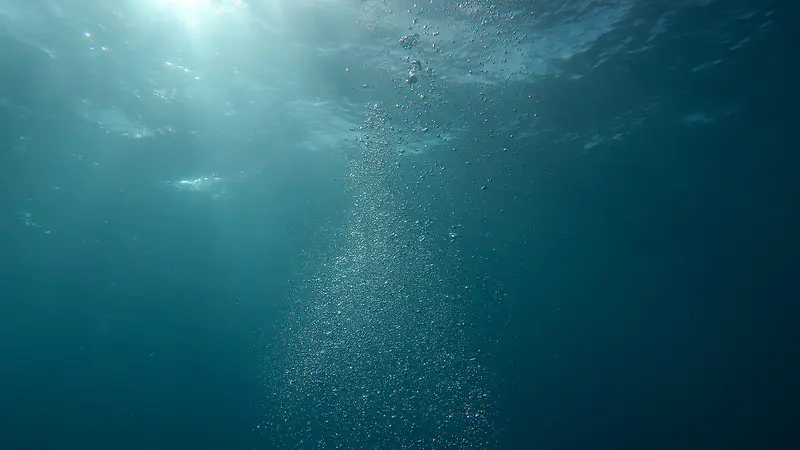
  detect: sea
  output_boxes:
[0,1,796,449]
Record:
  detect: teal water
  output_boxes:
[1,1,795,449]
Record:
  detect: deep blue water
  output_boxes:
[1,1,796,449]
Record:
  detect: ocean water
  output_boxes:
[0,1,796,449]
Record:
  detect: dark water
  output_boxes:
[1,1,796,449]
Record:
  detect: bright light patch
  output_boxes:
[151,0,246,14]
[155,0,209,9]
[148,0,246,29]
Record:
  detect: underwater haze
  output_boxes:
[1,1,796,449]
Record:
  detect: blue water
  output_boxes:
[1,1,796,449]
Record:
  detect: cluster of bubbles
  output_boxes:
[399,33,420,49]
[261,105,495,448]
[257,2,517,446]
[406,59,424,85]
